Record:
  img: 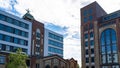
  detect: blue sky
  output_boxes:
[0,0,120,66]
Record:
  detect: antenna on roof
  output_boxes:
[26,9,30,13]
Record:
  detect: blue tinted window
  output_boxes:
[101,32,105,45]
[90,40,94,46]
[0,34,3,40]
[84,17,88,23]
[48,39,63,48]
[22,48,27,54]
[25,24,29,29]
[0,14,6,21]
[89,23,93,29]
[112,44,117,53]
[0,24,4,30]
[101,46,105,54]
[14,38,19,44]
[24,41,28,46]
[4,36,11,42]
[15,29,20,35]
[0,56,6,64]
[106,35,110,45]
[49,33,63,42]
[85,42,88,47]
[0,14,29,29]
[6,17,13,23]
[20,40,24,45]
[6,27,14,33]
[89,8,92,14]
[90,32,94,37]
[84,33,88,39]
[36,32,40,38]
[106,45,111,54]
[83,10,87,16]
[89,16,93,21]
[14,20,20,26]
[0,23,28,38]
[100,28,118,64]
[48,46,63,55]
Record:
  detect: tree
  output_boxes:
[6,48,28,68]
[77,64,80,68]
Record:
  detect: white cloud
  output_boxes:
[1,0,120,67]
[0,0,11,9]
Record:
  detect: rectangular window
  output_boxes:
[25,32,28,37]
[25,24,29,29]
[106,45,111,54]
[48,39,63,48]
[6,45,10,51]
[36,40,40,45]
[14,38,19,44]
[91,57,94,62]
[6,17,13,23]
[0,24,4,30]
[36,33,40,38]
[0,56,6,64]
[102,55,106,64]
[10,46,14,52]
[19,40,24,45]
[20,22,26,28]
[24,41,28,46]
[86,58,89,63]
[101,46,105,54]
[84,33,88,39]
[90,32,94,38]
[113,54,118,63]
[36,64,39,68]
[22,48,27,54]
[13,20,20,26]
[0,34,3,40]
[107,54,112,63]
[0,14,6,21]
[1,44,6,51]
[6,27,14,33]
[89,16,93,21]
[49,33,63,42]
[91,49,94,54]
[4,35,11,42]
[90,40,94,46]
[86,49,88,55]
[84,17,88,23]
[85,42,88,47]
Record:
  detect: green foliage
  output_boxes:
[6,48,28,68]
[77,64,80,68]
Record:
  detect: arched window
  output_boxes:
[45,65,50,68]
[100,28,119,67]
[35,28,41,56]
[36,29,40,38]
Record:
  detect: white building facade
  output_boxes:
[0,10,32,55]
[44,29,63,57]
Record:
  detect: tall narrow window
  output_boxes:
[36,29,40,38]
[100,28,119,67]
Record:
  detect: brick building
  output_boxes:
[81,1,120,68]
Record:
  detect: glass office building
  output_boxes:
[0,10,32,65]
[81,1,120,68]
[44,29,63,57]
